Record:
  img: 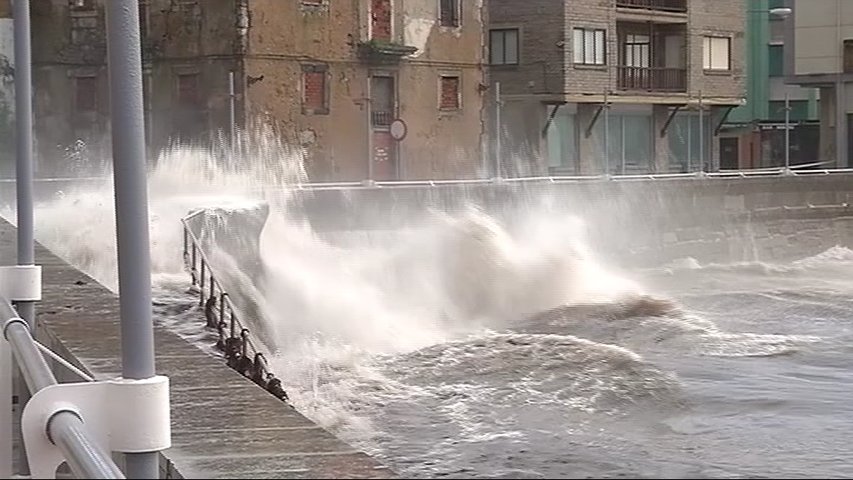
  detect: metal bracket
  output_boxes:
[22,376,170,479]
[0,265,41,301]
[660,105,684,138]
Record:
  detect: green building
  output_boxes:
[719,0,819,169]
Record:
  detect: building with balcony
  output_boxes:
[29,0,487,181]
[719,0,819,170]
[488,0,746,176]
[786,0,853,168]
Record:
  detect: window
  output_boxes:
[440,0,460,27]
[703,36,731,71]
[371,75,395,126]
[74,76,96,112]
[546,109,578,171]
[302,64,329,115]
[769,44,784,77]
[573,28,606,66]
[624,34,650,68]
[177,73,200,107]
[139,1,149,41]
[769,100,809,121]
[845,40,853,73]
[371,0,392,41]
[490,29,519,65]
[439,75,460,111]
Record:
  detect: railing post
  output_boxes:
[199,262,206,306]
[219,292,226,326]
[182,225,187,261]
[209,273,214,301]
[191,244,197,285]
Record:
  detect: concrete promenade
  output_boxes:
[0,218,394,479]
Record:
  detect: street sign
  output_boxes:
[390,118,407,141]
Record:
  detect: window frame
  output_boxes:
[489,28,520,66]
[703,35,732,72]
[573,27,607,66]
[439,0,461,28]
[301,63,330,115]
[438,74,462,112]
[73,75,97,113]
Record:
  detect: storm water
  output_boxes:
[7,129,853,479]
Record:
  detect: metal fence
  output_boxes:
[180,213,288,402]
[284,164,853,191]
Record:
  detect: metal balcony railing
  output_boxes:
[181,213,288,402]
[617,66,687,92]
[615,0,688,13]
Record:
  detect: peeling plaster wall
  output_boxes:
[246,0,487,181]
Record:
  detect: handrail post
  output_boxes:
[199,262,206,306]
[209,273,214,301]
[219,292,226,326]
[191,244,197,285]
[105,1,161,477]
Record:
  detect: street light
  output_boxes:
[768,7,792,19]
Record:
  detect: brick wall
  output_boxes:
[489,0,745,102]
[370,0,392,41]
[488,0,566,96]
[440,76,460,110]
[302,68,327,113]
[689,0,746,100]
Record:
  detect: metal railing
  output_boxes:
[283,166,853,191]
[180,213,288,402]
[0,297,125,479]
[617,66,687,92]
[615,0,688,13]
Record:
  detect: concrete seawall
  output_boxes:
[0,218,394,479]
[287,174,853,267]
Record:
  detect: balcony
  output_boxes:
[615,0,687,13]
[617,66,686,92]
[357,40,418,65]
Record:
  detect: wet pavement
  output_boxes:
[0,218,394,479]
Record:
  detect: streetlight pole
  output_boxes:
[105,1,159,477]
[785,91,791,171]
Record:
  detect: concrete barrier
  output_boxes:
[287,174,853,267]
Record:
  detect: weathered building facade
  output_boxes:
[30,0,487,181]
[489,0,746,176]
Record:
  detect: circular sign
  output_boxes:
[390,118,408,141]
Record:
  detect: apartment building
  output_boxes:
[787,0,853,167]
[488,0,746,176]
[30,0,487,181]
[720,0,819,170]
